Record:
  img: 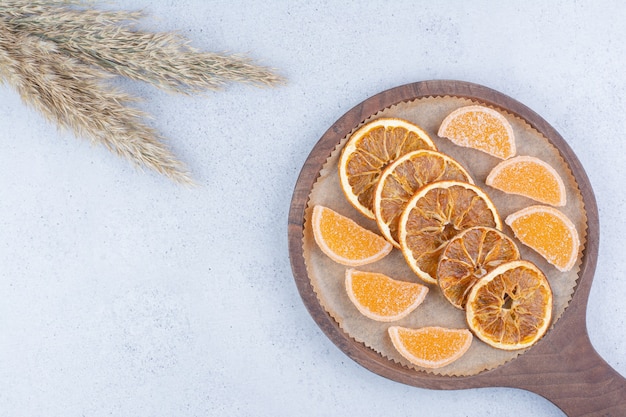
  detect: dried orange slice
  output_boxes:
[466,260,553,350]
[339,118,436,218]
[505,205,580,272]
[438,105,516,159]
[486,155,567,206]
[311,205,392,266]
[345,269,428,322]
[388,326,473,368]
[374,149,474,248]
[438,226,520,310]
[398,181,502,284]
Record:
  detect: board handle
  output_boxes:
[515,323,626,416]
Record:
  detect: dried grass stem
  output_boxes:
[5,8,283,94]
[0,21,192,183]
[0,1,284,183]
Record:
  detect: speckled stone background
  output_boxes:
[1,1,625,416]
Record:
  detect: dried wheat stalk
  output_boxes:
[0,1,283,183]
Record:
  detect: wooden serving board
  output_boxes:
[288,80,625,416]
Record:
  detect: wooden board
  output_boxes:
[288,80,626,416]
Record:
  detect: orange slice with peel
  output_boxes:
[374,149,473,248]
[388,326,473,368]
[486,155,567,206]
[466,260,553,350]
[438,105,516,159]
[345,269,428,322]
[505,205,580,272]
[398,180,502,284]
[339,118,436,219]
[311,205,392,266]
[438,226,520,310]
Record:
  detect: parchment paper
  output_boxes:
[302,96,587,376]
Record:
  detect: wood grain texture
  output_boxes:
[288,80,624,416]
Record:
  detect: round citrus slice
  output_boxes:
[465,260,553,350]
[438,226,520,310]
[373,149,474,248]
[486,155,567,206]
[388,326,473,369]
[505,205,580,272]
[311,205,392,266]
[345,269,428,322]
[339,118,436,219]
[438,105,516,159]
[398,181,502,284]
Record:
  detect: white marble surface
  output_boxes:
[1,1,625,416]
